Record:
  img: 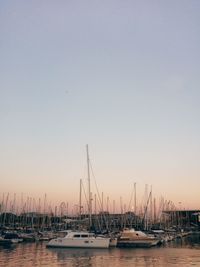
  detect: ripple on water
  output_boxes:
[0,236,200,267]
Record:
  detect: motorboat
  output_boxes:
[0,232,23,245]
[117,228,159,248]
[3,232,23,243]
[46,231,110,248]
[0,236,13,245]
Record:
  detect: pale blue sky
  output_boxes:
[0,1,200,210]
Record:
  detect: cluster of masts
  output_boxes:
[0,191,175,217]
[0,188,185,232]
[0,145,179,230]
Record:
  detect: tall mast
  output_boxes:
[134,182,137,215]
[86,144,92,228]
[79,179,82,217]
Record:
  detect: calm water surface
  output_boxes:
[0,234,200,267]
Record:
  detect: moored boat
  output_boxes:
[3,233,23,243]
[46,231,110,248]
[117,228,159,248]
[0,236,13,245]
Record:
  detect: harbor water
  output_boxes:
[0,234,200,267]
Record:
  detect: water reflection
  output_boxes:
[0,234,200,267]
[47,248,109,258]
[48,247,110,259]
[48,247,113,267]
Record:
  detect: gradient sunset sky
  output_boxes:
[1,1,200,211]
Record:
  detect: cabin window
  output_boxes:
[74,235,81,238]
[84,241,89,243]
[81,235,89,238]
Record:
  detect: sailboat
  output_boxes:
[47,145,110,249]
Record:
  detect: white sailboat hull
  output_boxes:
[47,235,110,248]
[47,238,109,248]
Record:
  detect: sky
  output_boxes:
[0,1,200,212]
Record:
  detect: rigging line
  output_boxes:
[81,180,89,209]
[143,190,152,223]
[89,157,110,230]
[127,182,135,212]
[83,155,103,213]
[89,158,103,211]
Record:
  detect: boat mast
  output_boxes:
[134,182,137,215]
[86,144,92,228]
[79,179,82,217]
